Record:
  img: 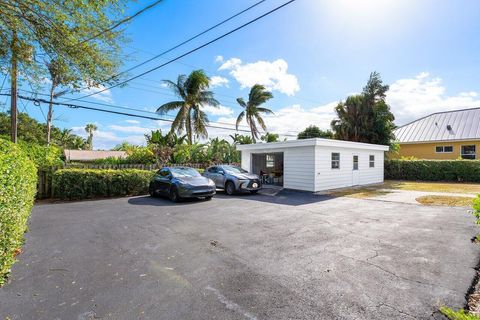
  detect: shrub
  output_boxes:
[53,169,155,200]
[385,160,480,182]
[18,141,63,170]
[0,138,37,285]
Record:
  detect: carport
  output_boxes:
[251,152,284,186]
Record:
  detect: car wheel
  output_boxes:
[225,181,236,195]
[169,187,181,202]
[204,196,213,201]
[149,183,157,197]
[250,190,259,195]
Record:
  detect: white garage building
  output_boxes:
[236,138,389,192]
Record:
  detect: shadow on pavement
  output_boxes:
[128,195,211,206]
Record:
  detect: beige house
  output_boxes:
[64,150,128,162]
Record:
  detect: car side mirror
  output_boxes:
[218,170,225,175]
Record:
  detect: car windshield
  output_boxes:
[222,165,248,174]
[170,167,201,178]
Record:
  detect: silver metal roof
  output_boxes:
[394,107,480,143]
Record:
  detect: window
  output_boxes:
[369,155,375,168]
[461,145,477,160]
[208,166,218,173]
[331,153,340,169]
[353,155,359,170]
[266,154,275,168]
[436,146,454,153]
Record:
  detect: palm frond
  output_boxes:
[156,101,185,114]
[236,111,245,130]
[236,97,247,108]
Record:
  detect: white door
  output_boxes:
[352,154,359,185]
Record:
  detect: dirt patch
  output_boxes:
[385,180,480,194]
[415,195,474,207]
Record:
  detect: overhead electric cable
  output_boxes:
[68,0,297,101]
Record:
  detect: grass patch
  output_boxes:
[416,195,474,207]
[440,306,480,320]
[328,187,391,199]
[385,180,480,194]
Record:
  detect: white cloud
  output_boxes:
[210,76,229,88]
[216,103,337,140]
[71,126,146,150]
[214,55,224,63]
[80,84,114,103]
[108,125,153,134]
[201,104,234,116]
[218,57,300,96]
[386,72,480,125]
[125,119,140,124]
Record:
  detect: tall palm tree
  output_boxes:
[85,123,97,150]
[156,70,219,144]
[236,84,274,143]
[58,128,73,148]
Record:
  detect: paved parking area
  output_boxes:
[0,191,479,319]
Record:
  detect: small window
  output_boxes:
[353,155,359,170]
[266,154,275,168]
[436,146,453,153]
[369,155,375,168]
[461,145,476,160]
[208,167,218,173]
[331,153,340,169]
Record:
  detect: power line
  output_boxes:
[2,93,298,136]
[69,0,297,101]
[73,0,267,93]
[79,0,164,44]
[17,88,254,130]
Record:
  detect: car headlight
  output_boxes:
[208,179,215,186]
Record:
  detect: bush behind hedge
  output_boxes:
[385,160,480,182]
[0,139,37,285]
[53,169,155,200]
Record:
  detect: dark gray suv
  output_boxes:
[203,165,261,195]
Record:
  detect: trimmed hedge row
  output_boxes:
[385,160,480,182]
[53,169,155,200]
[0,139,37,285]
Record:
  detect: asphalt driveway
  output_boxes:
[0,191,478,319]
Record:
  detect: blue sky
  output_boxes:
[9,0,480,149]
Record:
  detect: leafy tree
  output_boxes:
[331,72,395,146]
[229,133,254,145]
[0,112,85,148]
[0,0,131,142]
[236,84,274,143]
[297,125,333,139]
[261,132,279,142]
[156,70,219,144]
[84,123,97,150]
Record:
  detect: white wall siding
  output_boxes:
[284,146,315,191]
[314,147,384,191]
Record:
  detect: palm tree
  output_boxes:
[85,123,97,150]
[58,128,73,148]
[236,84,274,143]
[156,70,219,144]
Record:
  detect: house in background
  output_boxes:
[394,108,480,160]
[64,150,127,162]
[237,138,389,192]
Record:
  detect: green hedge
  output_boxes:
[385,160,480,182]
[53,169,155,200]
[0,139,37,285]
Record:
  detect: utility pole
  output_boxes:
[10,32,18,143]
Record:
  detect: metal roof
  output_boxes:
[394,107,480,143]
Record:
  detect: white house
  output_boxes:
[236,138,389,192]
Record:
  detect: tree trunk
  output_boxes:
[10,33,18,143]
[186,113,193,145]
[46,84,56,145]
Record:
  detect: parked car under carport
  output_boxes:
[203,165,262,195]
